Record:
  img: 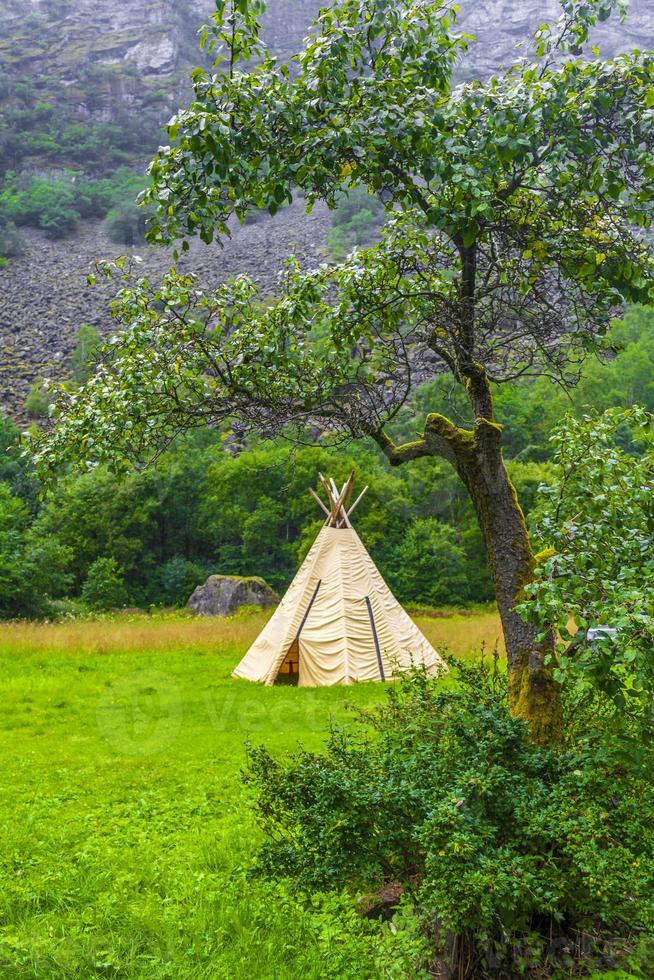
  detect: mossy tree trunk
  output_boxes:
[375,364,563,746]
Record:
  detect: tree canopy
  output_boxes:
[32,0,654,470]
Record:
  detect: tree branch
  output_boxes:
[372,428,432,466]
[373,411,479,471]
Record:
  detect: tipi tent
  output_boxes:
[233,473,446,686]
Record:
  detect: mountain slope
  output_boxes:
[1,0,654,421]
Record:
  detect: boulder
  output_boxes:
[187,575,279,617]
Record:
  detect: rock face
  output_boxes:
[1,0,651,118]
[1,0,652,120]
[0,0,323,118]
[187,574,279,616]
[456,0,654,77]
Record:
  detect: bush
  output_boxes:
[5,177,80,237]
[81,557,128,611]
[0,168,147,239]
[0,481,71,617]
[24,379,52,418]
[0,217,24,258]
[245,663,654,977]
[326,185,385,259]
[104,201,147,246]
[520,408,654,721]
[69,324,102,384]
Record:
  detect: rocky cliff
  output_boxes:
[1,0,651,119]
[0,0,324,119]
[457,0,654,76]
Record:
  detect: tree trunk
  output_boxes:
[375,397,563,745]
[458,430,563,745]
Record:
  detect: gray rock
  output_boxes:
[187,574,279,617]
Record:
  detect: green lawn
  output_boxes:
[0,609,499,979]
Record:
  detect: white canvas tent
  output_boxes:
[233,473,446,686]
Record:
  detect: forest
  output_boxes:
[2,303,653,617]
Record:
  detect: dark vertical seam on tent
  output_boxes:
[296,579,322,639]
[365,596,385,681]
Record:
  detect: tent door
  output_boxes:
[273,579,322,686]
[276,638,300,684]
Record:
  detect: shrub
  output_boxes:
[520,408,654,722]
[10,178,80,237]
[104,201,147,246]
[69,324,102,384]
[0,481,71,617]
[81,557,128,610]
[0,168,147,239]
[24,379,52,418]
[245,662,654,977]
[154,556,209,606]
[0,217,24,257]
[326,185,385,258]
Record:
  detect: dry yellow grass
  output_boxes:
[0,606,503,661]
[0,610,271,657]
[413,608,504,660]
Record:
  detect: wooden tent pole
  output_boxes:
[335,472,355,528]
[318,473,336,523]
[346,485,368,519]
[317,472,355,527]
[309,487,330,518]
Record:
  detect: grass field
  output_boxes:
[0,607,502,979]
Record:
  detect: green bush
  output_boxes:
[0,481,71,617]
[0,168,147,239]
[0,483,33,616]
[520,408,654,723]
[326,185,385,258]
[104,201,147,246]
[81,557,128,611]
[69,323,102,384]
[0,216,24,257]
[246,663,654,977]
[24,379,52,418]
[154,556,210,606]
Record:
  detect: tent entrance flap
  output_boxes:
[276,638,300,683]
[273,579,322,685]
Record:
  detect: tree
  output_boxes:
[0,481,71,617]
[33,0,654,742]
[518,407,654,727]
[81,556,128,611]
[24,378,53,419]
[391,519,471,606]
[69,324,102,384]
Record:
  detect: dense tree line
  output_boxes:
[4,305,653,617]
